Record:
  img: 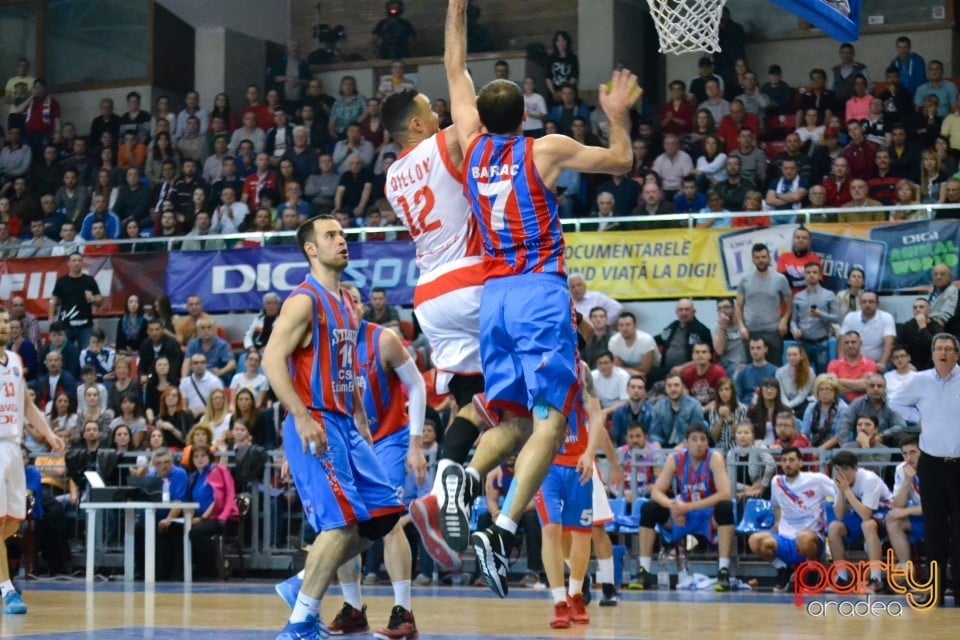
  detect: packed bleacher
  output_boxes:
[3,15,959,601]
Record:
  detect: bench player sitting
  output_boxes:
[748,447,836,591]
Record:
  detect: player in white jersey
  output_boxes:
[381,88,523,570]
[0,308,65,615]
[827,450,894,593]
[887,434,924,571]
[748,447,837,591]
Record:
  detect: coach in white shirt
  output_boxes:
[899,333,960,607]
[179,354,224,418]
[569,273,622,329]
[839,290,896,370]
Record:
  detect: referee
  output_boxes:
[902,332,960,607]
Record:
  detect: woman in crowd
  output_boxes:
[109,423,136,484]
[726,421,776,500]
[746,378,787,445]
[9,318,36,382]
[154,387,192,449]
[80,385,114,446]
[145,356,177,421]
[182,423,215,472]
[210,92,238,132]
[705,377,746,454]
[934,136,957,176]
[835,267,864,320]
[93,168,118,209]
[115,295,147,354]
[184,444,240,581]
[919,150,949,204]
[776,345,815,417]
[799,374,846,450]
[108,391,148,449]
[145,131,180,187]
[47,392,79,446]
[230,349,269,407]
[694,134,727,190]
[151,95,176,138]
[890,179,926,220]
[731,190,770,228]
[795,108,825,155]
[688,109,717,157]
[545,30,579,103]
[198,388,232,448]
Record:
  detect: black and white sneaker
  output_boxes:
[599,583,619,606]
[438,463,472,552]
[470,526,511,598]
[714,568,731,592]
[773,567,794,593]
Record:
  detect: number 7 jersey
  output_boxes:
[463,134,563,280]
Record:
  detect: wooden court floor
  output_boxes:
[0,582,957,639]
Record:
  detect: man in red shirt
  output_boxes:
[771,410,815,471]
[820,156,852,207]
[20,78,60,155]
[242,84,274,131]
[826,331,878,403]
[776,226,822,294]
[867,149,900,205]
[680,343,728,406]
[241,152,277,211]
[841,120,877,181]
[717,99,760,153]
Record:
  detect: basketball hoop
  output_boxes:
[647,0,726,55]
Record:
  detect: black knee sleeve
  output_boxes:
[441,416,480,464]
[358,511,402,541]
[640,501,670,529]
[714,500,734,526]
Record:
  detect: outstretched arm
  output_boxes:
[445,0,482,153]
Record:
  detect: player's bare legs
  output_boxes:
[470,409,567,597]
[1,518,25,614]
[378,522,417,639]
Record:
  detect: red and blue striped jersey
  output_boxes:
[554,362,588,468]
[463,134,564,280]
[288,275,360,418]
[672,449,716,502]
[356,321,409,442]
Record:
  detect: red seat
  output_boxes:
[764,141,786,162]
[400,320,415,342]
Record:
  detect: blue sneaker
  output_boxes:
[2,591,27,615]
[276,616,328,640]
[275,574,303,610]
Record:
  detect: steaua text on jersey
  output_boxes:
[463,134,564,280]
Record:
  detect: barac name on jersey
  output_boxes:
[471,164,520,179]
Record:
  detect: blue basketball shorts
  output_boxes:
[283,410,404,532]
[534,464,593,532]
[478,273,578,417]
[373,427,410,503]
[839,509,887,545]
[664,507,714,541]
[772,532,824,566]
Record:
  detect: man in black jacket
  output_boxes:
[138,319,183,384]
[650,298,713,384]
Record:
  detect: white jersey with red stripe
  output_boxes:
[385,128,485,389]
[0,351,26,442]
[770,471,837,538]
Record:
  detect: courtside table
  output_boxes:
[80,501,200,585]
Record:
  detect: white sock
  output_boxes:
[551,587,567,604]
[718,558,730,571]
[0,580,15,597]
[837,569,850,581]
[568,578,583,597]
[639,557,652,572]
[870,569,882,581]
[772,559,787,569]
[296,569,305,580]
[465,466,481,485]
[393,580,412,610]
[340,579,363,610]
[597,557,614,585]
[494,514,518,535]
[289,592,320,624]
[432,459,454,497]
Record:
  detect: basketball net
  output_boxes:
[647,0,726,54]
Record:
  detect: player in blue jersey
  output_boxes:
[438,0,640,598]
[263,216,405,640]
